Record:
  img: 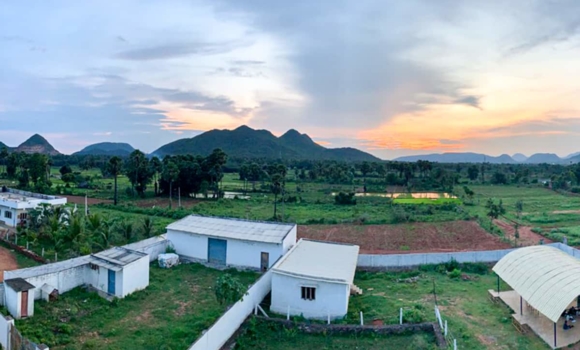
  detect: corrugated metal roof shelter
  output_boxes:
[272,239,360,284]
[493,245,580,323]
[90,247,147,272]
[166,215,295,244]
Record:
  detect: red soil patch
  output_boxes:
[133,197,201,209]
[64,195,112,205]
[298,221,511,254]
[0,246,18,282]
[494,219,552,246]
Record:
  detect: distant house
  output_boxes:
[166,215,297,271]
[0,187,67,227]
[270,239,360,320]
[3,247,149,319]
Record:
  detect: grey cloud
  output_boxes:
[114,40,252,61]
[439,139,462,145]
[116,36,128,43]
[454,95,482,110]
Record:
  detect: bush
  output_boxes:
[403,306,425,323]
[461,262,489,275]
[334,192,357,205]
[444,258,460,272]
[449,268,462,279]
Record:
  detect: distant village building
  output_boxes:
[166,215,297,271]
[270,239,360,320]
[0,187,67,227]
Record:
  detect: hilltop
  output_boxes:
[394,152,516,164]
[14,134,60,155]
[73,142,135,156]
[152,125,380,161]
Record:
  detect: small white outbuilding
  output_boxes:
[4,278,35,319]
[166,215,297,270]
[270,239,360,320]
[88,247,150,298]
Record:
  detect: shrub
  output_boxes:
[461,262,489,275]
[444,258,460,272]
[403,306,425,323]
[449,268,462,279]
[334,192,357,205]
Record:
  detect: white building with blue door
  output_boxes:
[166,215,297,270]
[3,247,150,318]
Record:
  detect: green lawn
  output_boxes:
[16,263,259,350]
[393,198,461,205]
[345,268,548,350]
[235,318,438,349]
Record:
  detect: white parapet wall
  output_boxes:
[189,271,273,350]
[357,243,580,268]
[122,235,168,262]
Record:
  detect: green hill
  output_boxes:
[73,142,135,156]
[152,125,380,161]
[15,134,60,155]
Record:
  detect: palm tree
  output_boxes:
[107,156,123,205]
[162,161,179,209]
[141,217,155,238]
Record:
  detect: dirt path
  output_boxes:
[0,246,18,282]
[298,221,512,254]
[493,219,552,246]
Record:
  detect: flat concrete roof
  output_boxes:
[90,247,147,271]
[272,239,359,284]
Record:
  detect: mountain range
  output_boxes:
[151,126,380,161]
[395,152,580,164]
[4,130,580,164]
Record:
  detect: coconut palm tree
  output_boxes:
[107,156,123,205]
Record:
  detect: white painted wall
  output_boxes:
[5,286,19,319]
[24,264,88,300]
[189,271,272,350]
[0,314,14,349]
[271,273,350,320]
[167,231,208,260]
[282,226,297,253]
[114,269,124,297]
[87,266,109,293]
[0,206,17,227]
[167,230,290,269]
[226,239,283,269]
[121,256,149,297]
[123,236,168,262]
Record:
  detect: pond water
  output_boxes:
[332,192,457,199]
[223,191,250,199]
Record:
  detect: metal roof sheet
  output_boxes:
[272,239,359,284]
[166,215,295,244]
[90,247,146,269]
[493,245,580,323]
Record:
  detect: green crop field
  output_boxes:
[17,263,258,350]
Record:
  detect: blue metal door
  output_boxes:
[108,269,116,295]
[208,238,227,265]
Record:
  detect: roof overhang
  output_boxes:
[493,245,580,323]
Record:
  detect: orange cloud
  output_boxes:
[314,140,331,146]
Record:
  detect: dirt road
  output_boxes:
[0,246,18,282]
[493,219,552,246]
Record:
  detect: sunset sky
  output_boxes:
[2,0,580,158]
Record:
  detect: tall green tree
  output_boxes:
[162,160,179,208]
[0,147,8,176]
[125,150,152,197]
[149,156,162,196]
[107,156,123,205]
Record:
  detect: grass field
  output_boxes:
[16,263,258,350]
[234,318,439,349]
[467,185,580,227]
[344,268,547,350]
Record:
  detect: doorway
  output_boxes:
[21,291,28,317]
[261,252,269,271]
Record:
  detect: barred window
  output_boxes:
[301,286,316,301]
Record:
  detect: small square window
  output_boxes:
[301,286,316,301]
[4,211,12,219]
